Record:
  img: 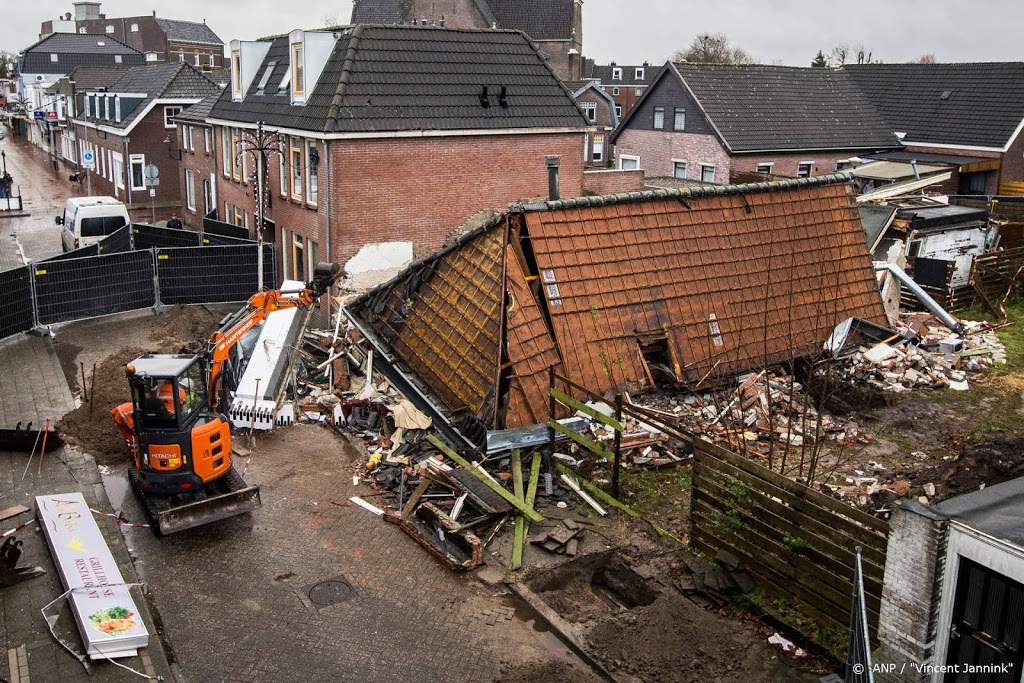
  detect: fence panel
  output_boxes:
[202,216,249,240]
[38,243,99,263]
[0,266,34,338]
[131,224,201,250]
[200,232,258,247]
[98,224,133,255]
[156,245,275,305]
[33,252,155,325]
[690,439,888,657]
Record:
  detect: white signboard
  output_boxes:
[36,493,149,659]
[82,150,95,170]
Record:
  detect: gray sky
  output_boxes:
[6,0,1024,66]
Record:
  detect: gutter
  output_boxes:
[874,263,964,335]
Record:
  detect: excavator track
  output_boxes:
[128,466,260,536]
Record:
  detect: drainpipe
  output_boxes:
[911,159,920,180]
[546,155,560,201]
[322,139,332,321]
[874,263,964,335]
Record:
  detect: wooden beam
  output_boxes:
[426,435,543,523]
[402,478,431,519]
[511,453,541,571]
[549,388,623,431]
[549,421,615,460]
[560,474,607,516]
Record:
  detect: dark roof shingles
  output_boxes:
[154,18,223,45]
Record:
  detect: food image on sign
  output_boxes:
[89,607,137,635]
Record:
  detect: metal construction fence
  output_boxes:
[0,223,275,340]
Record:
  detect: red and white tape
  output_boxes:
[89,508,151,529]
[1,520,36,538]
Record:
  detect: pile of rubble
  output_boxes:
[829,316,1005,393]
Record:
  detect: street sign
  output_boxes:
[45,111,57,120]
[143,177,159,187]
[143,163,159,180]
[82,150,95,170]
[149,189,156,198]
[33,111,44,120]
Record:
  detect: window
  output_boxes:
[581,102,597,122]
[290,136,303,199]
[105,25,114,33]
[203,128,210,154]
[185,170,196,211]
[292,233,305,281]
[231,128,244,181]
[836,160,853,171]
[635,87,643,96]
[583,134,589,161]
[178,51,184,63]
[281,228,291,279]
[210,54,217,68]
[187,126,194,152]
[203,178,212,215]
[673,161,687,179]
[653,107,665,129]
[79,27,87,34]
[673,108,685,130]
[50,53,59,63]
[112,152,124,191]
[278,141,287,196]
[592,135,604,162]
[635,67,645,80]
[755,163,774,174]
[619,155,640,170]
[231,49,241,96]
[612,87,619,96]
[130,23,138,32]
[256,62,276,93]
[701,165,716,183]
[221,128,231,176]
[797,162,813,178]
[129,154,145,190]
[291,43,304,96]
[615,104,622,118]
[163,106,182,128]
[612,67,622,80]
[146,52,158,62]
[305,140,318,205]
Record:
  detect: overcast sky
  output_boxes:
[6,0,1024,66]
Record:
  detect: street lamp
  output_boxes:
[236,121,281,291]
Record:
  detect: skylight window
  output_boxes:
[278,68,291,94]
[256,62,277,94]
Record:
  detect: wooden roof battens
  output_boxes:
[520,172,856,213]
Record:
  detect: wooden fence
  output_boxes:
[690,439,889,652]
[970,246,1024,318]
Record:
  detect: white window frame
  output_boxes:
[674,108,685,131]
[187,126,194,152]
[290,136,303,200]
[130,23,139,32]
[50,53,59,63]
[185,169,196,211]
[203,128,210,154]
[79,27,87,34]
[278,141,288,196]
[701,164,716,183]
[612,67,622,80]
[836,159,853,171]
[291,42,305,98]
[756,163,774,174]
[231,49,241,98]
[614,104,622,118]
[583,134,589,162]
[592,134,605,163]
[797,161,814,178]
[635,67,645,80]
[178,50,184,63]
[581,102,597,122]
[280,228,291,280]
[635,87,643,96]
[146,52,158,62]
[612,87,620,96]
[305,139,318,206]
[673,160,687,179]
[112,152,124,191]
[105,25,114,34]
[619,154,640,170]
[129,154,146,191]
[221,127,231,177]
[653,107,665,130]
[163,106,182,129]
[194,52,200,67]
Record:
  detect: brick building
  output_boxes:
[72,63,221,216]
[174,94,221,224]
[350,0,585,80]
[46,66,129,170]
[586,61,656,121]
[199,24,588,280]
[40,2,224,69]
[846,62,1024,196]
[564,80,617,168]
[611,63,901,183]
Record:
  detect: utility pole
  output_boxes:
[238,121,280,291]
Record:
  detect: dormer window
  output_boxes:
[635,67,645,80]
[231,49,241,97]
[256,62,276,94]
[51,53,58,63]
[178,50,185,63]
[146,52,158,62]
[291,42,304,97]
[130,23,138,32]
[612,67,622,80]
[114,55,122,64]
[105,25,114,33]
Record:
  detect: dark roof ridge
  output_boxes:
[521,172,856,212]
[326,25,365,131]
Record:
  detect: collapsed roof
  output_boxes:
[347,175,888,447]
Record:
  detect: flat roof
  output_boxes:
[933,477,1024,548]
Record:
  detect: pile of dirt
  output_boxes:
[57,346,146,466]
[916,435,1024,501]
[147,304,228,353]
[585,593,819,682]
[493,660,601,683]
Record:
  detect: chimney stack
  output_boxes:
[546,156,560,201]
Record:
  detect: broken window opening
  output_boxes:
[636,331,679,387]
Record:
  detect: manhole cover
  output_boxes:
[307,578,356,607]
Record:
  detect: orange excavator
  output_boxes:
[112,262,342,534]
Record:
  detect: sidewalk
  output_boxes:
[0,334,174,683]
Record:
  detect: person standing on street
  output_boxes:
[166,214,182,230]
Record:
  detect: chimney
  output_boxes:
[440,16,445,27]
[546,156,560,201]
[911,160,920,180]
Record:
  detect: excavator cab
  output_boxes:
[114,354,232,495]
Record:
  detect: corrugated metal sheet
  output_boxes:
[523,180,888,396]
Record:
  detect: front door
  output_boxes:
[945,557,1024,682]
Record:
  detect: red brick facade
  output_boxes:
[575,88,614,168]
[70,16,222,67]
[614,130,731,183]
[177,123,218,227]
[582,169,645,195]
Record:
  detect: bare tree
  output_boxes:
[830,43,879,66]
[673,33,755,65]
[321,12,344,27]
[912,54,938,64]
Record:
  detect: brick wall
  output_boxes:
[732,152,868,178]
[1003,133,1024,186]
[874,500,948,683]
[614,129,731,183]
[329,132,585,263]
[178,123,218,229]
[582,169,644,195]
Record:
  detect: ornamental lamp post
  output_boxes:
[237,121,281,291]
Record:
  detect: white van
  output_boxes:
[55,197,131,252]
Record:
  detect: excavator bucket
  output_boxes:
[129,467,261,536]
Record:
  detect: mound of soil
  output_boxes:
[493,660,601,683]
[57,347,146,466]
[917,435,1024,501]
